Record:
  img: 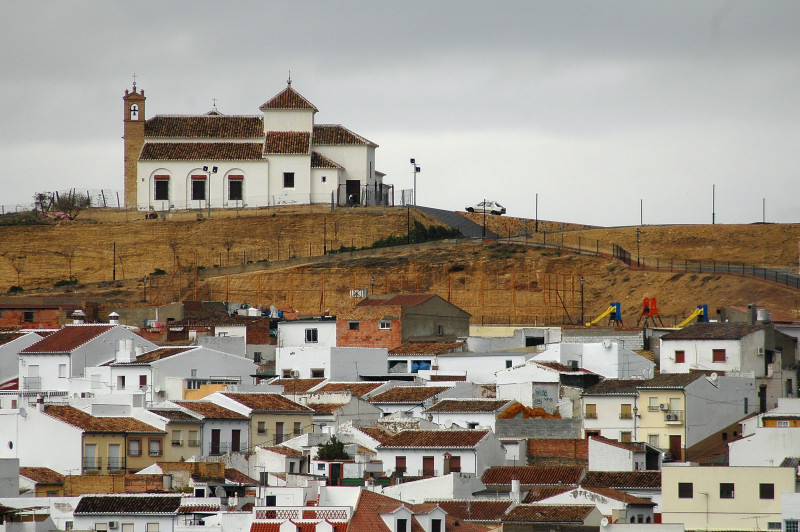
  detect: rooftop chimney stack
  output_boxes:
[109,312,120,325]
[115,338,135,363]
[71,309,86,324]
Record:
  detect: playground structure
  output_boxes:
[677,304,709,328]
[636,297,664,327]
[586,302,623,327]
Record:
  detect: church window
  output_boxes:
[229,176,243,201]
[154,176,169,201]
[283,172,295,188]
[130,104,138,120]
[191,176,206,201]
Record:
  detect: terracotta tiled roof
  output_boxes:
[501,504,597,524]
[581,486,656,505]
[368,386,451,404]
[535,361,596,374]
[307,403,347,415]
[148,409,202,423]
[311,381,385,397]
[581,471,662,489]
[389,341,465,355]
[0,332,26,346]
[481,466,585,487]
[44,405,164,434]
[173,401,248,420]
[19,467,64,485]
[358,426,395,444]
[179,504,221,514]
[313,124,376,146]
[269,378,325,394]
[582,379,640,396]
[20,325,114,353]
[524,486,575,503]
[225,468,259,485]
[221,392,314,413]
[589,435,644,453]
[378,429,489,449]
[425,399,511,413]
[264,131,310,154]
[250,525,281,532]
[145,115,264,138]
[259,85,318,111]
[357,294,436,307]
[264,445,303,458]
[636,372,703,389]
[660,322,767,341]
[75,495,182,514]
[337,305,401,321]
[119,347,193,364]
[311,151,343,169]
[431,500,513,522]
[140,142,264,161]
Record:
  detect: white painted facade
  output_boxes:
[494,361,561,410]
[587,437,646,472]
[73,496,179,532]
[534,342,655,379]
[537,486,655,523]
[411,351,530,383]
[660,331,767,375]
[164,400,250,457]
[582,393,638,441]
[278,319,337,348]
[728,427,800,467]
[275,346,387,380]
[0,404,83,474]
[0,332,42,388]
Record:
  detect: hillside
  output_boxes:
[2,206,799,325]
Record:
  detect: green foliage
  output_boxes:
[8,285,23,293]
[54,279,79,287]
[369,221,461,249]
[315,436,350,460]
[33,190,92,218]
[151,268,166,276]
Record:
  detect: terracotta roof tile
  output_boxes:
[389,341,465,355]
[660,322,767,341]
[179,504,221,514]
[75,495,181,514]
[148,409,202,423]
[259,86,318,111]
[312,381,385,397]
[357,294,436,307]
[263,445,303,458]
[481,466,585,487]
[313,124,376,146]
[145,115,263,138]
[311,151,343,169]
[174,401,248,420]
[44,405,164,433]
[378,429,489,449]
[269,378,325,394]
[369,386,451,404]
[581,486,656,505]
[358,426,395,444]
[502,504,597,523]
[337,305,401,321]
[425,399,511,413]
[120,347,193,364]
[524,486,575,503]
[535,361,596,374]
[590,435,644,453]
[431,500,513,522]
[222,393,314,413]
[140,142,264,161]
[307,403,347,415]
[636,372,704,389]
[264,131,310,154]
[19,467,64,485]
[581,471,661,489]
[20,325,114,353]
[225,468,259,485]
[582,379,640,396]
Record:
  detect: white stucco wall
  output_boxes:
[276,346,386,381]
[582,395,638,441]
[495,362,560,409]
[660,331,765,376]
[267,154,312,205]
[533,342,655,379]
[729,427,800,467]
[588,438,644,472]
[433,352,529,383]
[0,405,83,474]
[278,320,337,348]
[263,108,315,133]
[685,375,757,447]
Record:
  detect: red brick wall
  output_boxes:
[337,318,402,349]
[527,438,588,460]
[0,308,65,328]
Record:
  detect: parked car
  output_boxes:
[465,200,506,215]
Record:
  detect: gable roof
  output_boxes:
[582,379,641,396]
[269,378,325,394]
[357,426,395,445]
[481,466,585,487]
[43,405,164,434]
[424,399,511,413]
[19,467,64,485]
[221,393,314,413]
[589,435,645,453]
[357,294,436,308]
[311,381,385,397]
[581,471,662,489]
[263,445,303,458]
[377,429,489,449]
[660,322,767,341]
[502,504,597,524]
[225,468,259,485]
[307,402,348,415]
[140,142,265,161]
[368,386,451,404]
[389,341,465,355]
[349,489,486,532]
[145,115,264,138]
[579,486,656,506]
[264,131,311,155]
[20,325,114,353]
[310,151,343,169]
[636,372,704,389]
[259,85,318,112]
[173,401,248,420]
[115,346,194,365]
[430,499,514,523]
[148,409,202,423]
[524,486,575,503]
[313,124,376,147]
[75,495,182,514]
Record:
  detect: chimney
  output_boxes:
[71,309,85,324]
[116,339,135,363]
[108,312,120,325]
[511,479,521,504]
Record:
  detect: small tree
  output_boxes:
[315,436,350,460]
[33,190,91,219]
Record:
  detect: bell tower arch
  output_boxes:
[123,78,146,208]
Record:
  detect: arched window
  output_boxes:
[130,104,139,120]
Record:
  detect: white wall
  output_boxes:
[582,395,637,441]
[540,487,654,523]
[433,352,529,384]
[534,342,655,379]
[0,333,42,386]
[660,331,764,376]
[685,375,757,447]
[0,405,83,474]
[263,108,314,133]
[276,346,386,381]
[729,427,800,467]
[588,438,644,472]
[495,362,560,409]
[278,321,337,348]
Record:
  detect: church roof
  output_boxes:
[314,124,377,147]
[264,131,311,155]
[140,142,265,161]
[145,115,264,138]
[259,85,318,112]
[311,151,343,169]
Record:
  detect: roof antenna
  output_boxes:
[287,70,292,86]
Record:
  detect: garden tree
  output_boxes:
[33,190,91,219]
[315,436,350,460]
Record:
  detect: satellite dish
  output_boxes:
[602,339,612,349]
[601,517,609,527]
[444,419,453,429]
[710,372,718,382]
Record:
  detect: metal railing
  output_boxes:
[23,377,42,390]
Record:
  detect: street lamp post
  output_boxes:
[203,165,218,217]
[635,228,641,267]
[410,158,420,206]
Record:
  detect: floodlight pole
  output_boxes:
[410,158,420,206]
[204,165,218,217]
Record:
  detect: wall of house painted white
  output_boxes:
[467,327,561,352]
[377,432,504,478]
[582,394,638,441]
[0,332,42,387]
[533,342,655,379]
[267,154,312,204]
[306,395,383,429]
[660,331,765,376]
[0,405,83,474]
[73,507,177,532]
[430,352,530,384]
[495,361,560,409]
[588,438,645,472]
[538,487,654,523]
[314,144,377,189]
[684,375,757,447]
[310,168,341,201]
[263,108,315,133]
[0,458,19,498]
[275,346,386,381]
[425,409,499,431]
[782,493,800,525]
[729,427,800,467]
[252,447,303,477]
[199,334,247,357]
[278,320,337,348]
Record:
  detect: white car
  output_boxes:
[465,200,506,215]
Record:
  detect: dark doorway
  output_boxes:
[669,434,682,461]
[346,180,360,205]
[211,429,221,455]
[759,385,768,413]
[422,456,435,477]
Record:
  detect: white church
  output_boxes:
[123,79,391,211]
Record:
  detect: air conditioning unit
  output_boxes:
[108,522,118,529]
[659,403,669,411]
[665,413,677,421]
[757,347,765,356]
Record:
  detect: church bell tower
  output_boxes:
[123,80,146,208]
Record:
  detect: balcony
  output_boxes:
[107,457,126,471]
[209,442,230,456]
[172,439,183,446]
[664,410,684,423]
[23,377,42,391]
[83,457,101,472]
[188,439,201,447]
[584,412,597,419]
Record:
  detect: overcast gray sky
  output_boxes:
[2,1,798,226]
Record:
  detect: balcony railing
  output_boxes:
[584,412,597,419]
[619,413,633,419]
[648,405,660,412]
[107,457,126,471]
[664,409,684,423]
[83,457,101,471]
[172,439,183,446]
[188,439,201,447]
[23,377,42,390]
[209,442,231,456]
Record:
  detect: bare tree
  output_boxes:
[4,254,25,286]
[223,239,235,266]
[56,248,77,281]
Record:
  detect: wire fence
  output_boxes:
[0,189,124,215]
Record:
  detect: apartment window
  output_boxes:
[585,404,597,419]
[188,431,199,447]
[232,429,241,452]
[760,483,775,499]
[396,518,408,532]
[778,421,790,428]
[437,325,444,335]
[648,434,660,447]
[395,456,406,473]
[59,364,67,378]
[620,404,633,419]
[283,172,295,188]
[139,375,147,387]
[318,463,326,471]
[95,525,108,532]
[154,176,169,200]
[305,328,318,343]
[117,375,126,390]
[65,521,73,530]
[675,350,685,363]
[648,397,659,411]
[506,360,513,368]
[745,397,749,414]
[311,369,325,378]
[128,439,141,456]
[258,421,266,434]
[172,430,182,446]
[191,177,206,201]
[720,482,735,498]
[149,439,162,457]
[23,310,35,322]
[620,431,632,443]
[785,520,799,532]
[379,321,391,330]
[254,352,262,363]
[229,176,243,201]
[146,524,159,532]
[678,482,693,498]
[449,455,461,473]
[348,321,360,330]
[712,348,726,362]
[294,422,302,436]
[275,422,285,444]
[321,176,326,183]
[282,369,292,378]
[768,524,783,531]
[432,519,442,532]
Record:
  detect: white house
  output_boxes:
[124,80,389,210]
[0,331,43,392]
[729,426,800,467]
[581,379,640,441]
[300,391,383,429]
[587,436,647,472]
[533,342,655,379]
[73,494,182,532]
[169,399,251,456]
[494,360,562,411]
[535,486,656,524]
[275,345,387,380]
[375,429,506,478]
[407,350,531,383]
[278,318,337,348]
[368,384,465,418]
[423,398,517,431]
